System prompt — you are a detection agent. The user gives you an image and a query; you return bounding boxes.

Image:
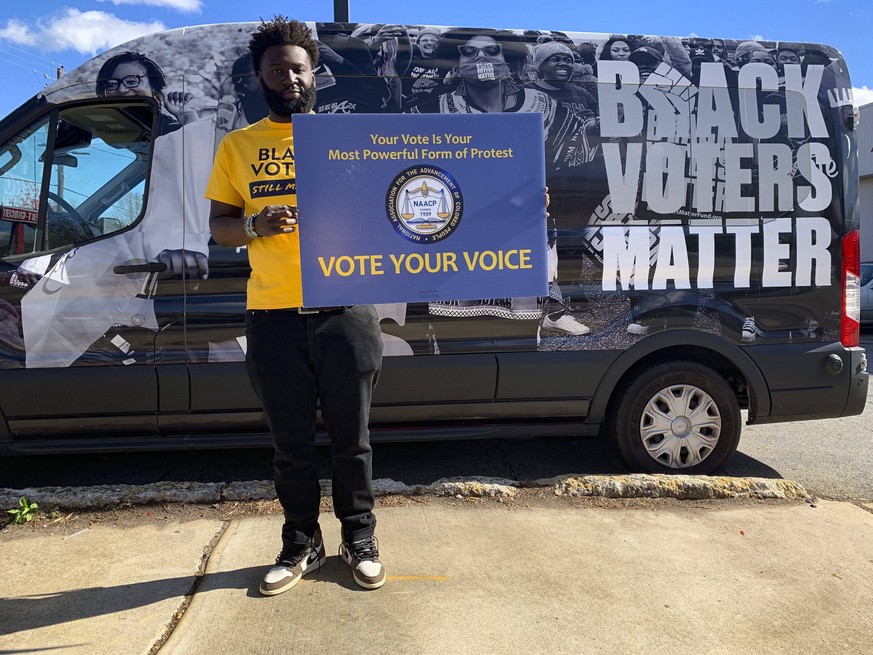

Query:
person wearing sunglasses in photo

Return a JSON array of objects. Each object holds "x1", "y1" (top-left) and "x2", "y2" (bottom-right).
[
  {"x1": 96, "y1": 51, "x2": 201, "y2": 136},
  {"x1": 15, "y1": 48, "x2": 242, "y2": 370},
  {"x1": 409, "y1": 29, "x2": 599, "y2": 338}
]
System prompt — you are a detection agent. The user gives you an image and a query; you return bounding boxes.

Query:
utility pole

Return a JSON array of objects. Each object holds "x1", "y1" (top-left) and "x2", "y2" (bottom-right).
[{"x1": 333, "y1": 0, "x2": 349, "y2": 22}]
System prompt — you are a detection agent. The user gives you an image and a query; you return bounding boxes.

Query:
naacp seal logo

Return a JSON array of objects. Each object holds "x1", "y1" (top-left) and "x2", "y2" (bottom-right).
[{"x1": 386, "y1": 166, "x2": 463, "y2": 244}]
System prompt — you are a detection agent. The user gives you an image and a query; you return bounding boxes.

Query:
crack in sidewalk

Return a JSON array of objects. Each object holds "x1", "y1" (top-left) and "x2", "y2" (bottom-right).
[{"x1": 149, "y1": 520, "x2": 231, "y2": 655}]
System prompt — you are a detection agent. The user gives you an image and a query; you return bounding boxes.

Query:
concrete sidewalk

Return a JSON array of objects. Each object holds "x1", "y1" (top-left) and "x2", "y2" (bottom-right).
[{"x1": 2, "y1": 497, "x2": 872, "y2": 654}]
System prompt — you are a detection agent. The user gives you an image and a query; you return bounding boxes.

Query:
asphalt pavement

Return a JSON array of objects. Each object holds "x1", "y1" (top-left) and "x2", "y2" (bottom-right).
[{"x1": 2, "y1": 487, "x2": 872, "y2": 654}]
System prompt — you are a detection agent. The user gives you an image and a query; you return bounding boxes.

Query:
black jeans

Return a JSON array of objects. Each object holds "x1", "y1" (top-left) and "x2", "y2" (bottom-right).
[{"x1": 245, "y1": 305, "x2": 383, "y2": 552}]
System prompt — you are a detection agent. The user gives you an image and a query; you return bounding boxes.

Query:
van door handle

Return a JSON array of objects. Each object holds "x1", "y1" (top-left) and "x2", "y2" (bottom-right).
[
  {"x1": 113, "y1": 263, "x2": 168, "y2": 274},
  {"x1": 113, "y1": 262, "x2": 168, "y2": 299}
]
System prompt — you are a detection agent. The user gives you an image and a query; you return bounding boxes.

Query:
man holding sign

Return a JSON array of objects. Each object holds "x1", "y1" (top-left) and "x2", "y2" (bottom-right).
[{"x1": 205, "y1": 16, "x2": 385, "y2": 594}]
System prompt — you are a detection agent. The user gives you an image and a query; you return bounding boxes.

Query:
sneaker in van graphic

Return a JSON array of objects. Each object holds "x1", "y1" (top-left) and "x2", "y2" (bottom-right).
[
  {"x1": 541, "y1": 311, "x2": 590, "y2": 336},
  {"x1": 742, "y1": 316, "x2": 759, "y2": 343}
]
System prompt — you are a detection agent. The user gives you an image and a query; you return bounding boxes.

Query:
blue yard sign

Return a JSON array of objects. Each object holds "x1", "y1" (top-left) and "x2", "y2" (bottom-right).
[{"x1": 293, "y1": 112, "x2": 547, "y2": 306}]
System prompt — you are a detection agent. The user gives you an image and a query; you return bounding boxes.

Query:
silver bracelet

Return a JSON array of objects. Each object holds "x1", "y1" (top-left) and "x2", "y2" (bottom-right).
[{"x1": 243, "y1": 213, "x2": 260, "y2": 239}]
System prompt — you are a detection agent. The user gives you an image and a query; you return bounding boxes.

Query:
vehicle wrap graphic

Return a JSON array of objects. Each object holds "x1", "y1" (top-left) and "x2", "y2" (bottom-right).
[{"x1": 0, "y1": 24, "x2": 858, "y2": 368}]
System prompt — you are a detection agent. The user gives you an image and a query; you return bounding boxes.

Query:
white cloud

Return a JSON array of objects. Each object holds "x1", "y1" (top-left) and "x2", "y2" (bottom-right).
[
  {"x1": 0, "y1": 19, "x2": 38, "y2": 45},
  {"x1": 0, "y1": 9, "x2": 166, "y2": 55},
  {"x1": 854, "y1": 86, "x2": 873, "y2": 108},
  {"x1": 98, "y1": 0, "x2": 203, "y2": 11}
]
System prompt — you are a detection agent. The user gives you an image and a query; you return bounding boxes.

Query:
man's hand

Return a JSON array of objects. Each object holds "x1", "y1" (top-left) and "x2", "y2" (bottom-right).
[
  {"x1": 545, "y1": 186, "x2": 551, "y2": 219},
  {"x1": 209, "y1": 200, "x2": 295, "y2": 248},
  {"x1": 252, "y1": 205, "x2": 298, "y2": 237}
]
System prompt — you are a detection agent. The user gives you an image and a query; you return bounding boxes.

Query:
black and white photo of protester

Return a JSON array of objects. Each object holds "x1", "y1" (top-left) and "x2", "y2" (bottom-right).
[
  {"x1": 216, "y1": 53, "x2": 270, "y2": 135},
  {"x1": 16, "y1": 41, "x2": 254, "y2": 368},
  {"x1": 345, "y1": 23, "x2": 454, "y2": 111},
  {"x1": 312, "y1": 24, "x2": 393, "y2": 114},
  {"x1": 401, "y1": 27, "x2": 456, "y2": 110},
  {"x1": 776, "y1": 42, "x2": 802, "y2": 69},
  {"x1": 570, "y1": 41, "x2": 599, "y2": 107},
  {"x1": 598, "y1": 35, "x2": 632, "y2": 63},
  {"x1": 96, "y1": 51, "x2": 200, "y2": 136},
  {"x1": 732, "y1": 40, "x2": 773, "y2": 69},
  {"x1": 416, "y1": 27, "x2": 441, "y2": 58},
  {"x1": 524, "y1": 41, "x2": 598, "y2": 115},
  {"x1": 349, "y1": 23, "x2": 416, "y2": 111},
  {"x1": 408, "y1": 29, "x2": 599, "y2": 336},
  {"x1": 634, "y1": 35, "x2": 692, "y2": 78}
]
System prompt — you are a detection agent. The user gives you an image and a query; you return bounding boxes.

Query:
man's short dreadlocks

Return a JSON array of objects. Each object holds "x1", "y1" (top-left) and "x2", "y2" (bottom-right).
[{"x1": 249, "y1": 15, "x2": 319, "y2": 74}]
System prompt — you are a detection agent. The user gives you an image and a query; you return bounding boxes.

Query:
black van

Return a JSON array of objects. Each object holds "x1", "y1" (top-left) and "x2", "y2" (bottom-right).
[{"x1": 0, "y1": 23, "x2": 866, "y2": 474}]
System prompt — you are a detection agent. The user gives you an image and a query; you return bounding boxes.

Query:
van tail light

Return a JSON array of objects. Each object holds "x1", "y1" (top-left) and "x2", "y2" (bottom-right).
[{"x1": 841, "y1": 230, "x2": 860, "y2": 347}]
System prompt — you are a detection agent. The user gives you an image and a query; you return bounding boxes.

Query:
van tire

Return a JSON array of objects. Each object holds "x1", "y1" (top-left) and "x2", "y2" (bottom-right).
[{"x1": 608, "y1": 361, "x2": 741, "y2": 475}]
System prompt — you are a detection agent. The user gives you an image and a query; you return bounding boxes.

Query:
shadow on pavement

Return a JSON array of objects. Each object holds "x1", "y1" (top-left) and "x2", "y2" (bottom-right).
[
  {"x1": 0, "y1": 432, "x2": 786, "y2": 491},
  {"x1": 0, "y1": 568, "x2": 258, "y2": 636},
  {"x1": 721, "y1": 450, "x2": 783, "y2": 479},
  {"x1": 0, "y1": 558, "x2": 375, "y2": 636}
]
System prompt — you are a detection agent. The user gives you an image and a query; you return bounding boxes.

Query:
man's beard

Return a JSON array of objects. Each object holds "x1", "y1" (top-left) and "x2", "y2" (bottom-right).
[{"x1": 260, "y1": 81, "x2": 317, "y2": 116}]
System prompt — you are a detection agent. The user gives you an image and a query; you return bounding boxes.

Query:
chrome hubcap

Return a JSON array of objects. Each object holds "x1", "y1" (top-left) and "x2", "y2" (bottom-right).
[{"x1": 639, "y1": 384, "x2": 721, "y2": 469}]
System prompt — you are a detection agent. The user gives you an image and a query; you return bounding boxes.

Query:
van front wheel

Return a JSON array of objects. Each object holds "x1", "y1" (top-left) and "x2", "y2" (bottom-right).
[{"x1": 609, "y1": 361, "x2": 741, "y2": 475}]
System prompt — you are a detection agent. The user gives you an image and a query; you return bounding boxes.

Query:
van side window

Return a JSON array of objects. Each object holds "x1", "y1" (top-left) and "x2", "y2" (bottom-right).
[
  {"x1": 0, "y1": 103, "x2": 153, "y2": 258},
  {"x1": 45, "y1": 105, "x2": 153, "y2": 250},
  {"x1": 0, "y1": 118, "x2": 47, "y2": 257}
]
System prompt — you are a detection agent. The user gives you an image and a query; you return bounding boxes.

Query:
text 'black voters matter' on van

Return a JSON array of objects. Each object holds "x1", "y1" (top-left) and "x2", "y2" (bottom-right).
[{"x1": 0, "y1": 24, "x2": 866, "y2": 475}]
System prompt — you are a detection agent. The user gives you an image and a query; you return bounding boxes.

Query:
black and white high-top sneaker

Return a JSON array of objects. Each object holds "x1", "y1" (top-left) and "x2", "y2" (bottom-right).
[
  {"x1": 339, "y1": 535, "x2": 386, "y2": 589},
  {"x1": 259, "y1": 529, "x2": 326, "y2": 596}
]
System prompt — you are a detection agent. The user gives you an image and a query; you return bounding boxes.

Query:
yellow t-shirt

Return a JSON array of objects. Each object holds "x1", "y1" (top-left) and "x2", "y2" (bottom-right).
[{"x1": 205, "y1": 117, "x2": 302, "y2": 309}]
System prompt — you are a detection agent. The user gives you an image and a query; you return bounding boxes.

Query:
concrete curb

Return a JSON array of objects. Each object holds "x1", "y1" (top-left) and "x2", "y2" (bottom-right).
[
  {"x1": 0, "y1": 474, "x2": 809, "y2": 510},
  {"x1": 544, "y1": 474, "x2": 810, "y2": 500}
]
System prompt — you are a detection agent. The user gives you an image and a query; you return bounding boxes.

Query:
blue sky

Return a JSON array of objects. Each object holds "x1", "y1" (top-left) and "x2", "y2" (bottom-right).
[{"x1": 2, "y1": 0, "x2": 872, "y2": 118}]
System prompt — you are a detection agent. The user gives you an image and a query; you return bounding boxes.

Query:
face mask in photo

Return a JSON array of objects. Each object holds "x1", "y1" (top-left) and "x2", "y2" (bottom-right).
[{"x1": 458, "y1": 58, "x2": 510, "y2": 82}]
